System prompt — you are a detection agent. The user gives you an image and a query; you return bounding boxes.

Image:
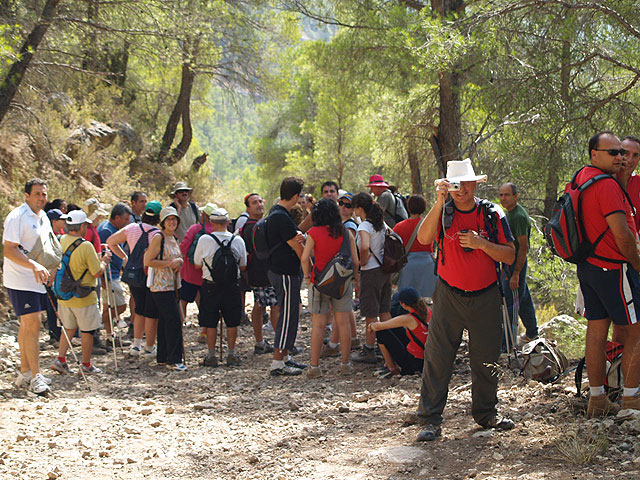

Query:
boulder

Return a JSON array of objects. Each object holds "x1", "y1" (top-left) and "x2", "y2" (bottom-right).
[{"x1": 538, "y1": 315, "x2": 586, "y2": 358}]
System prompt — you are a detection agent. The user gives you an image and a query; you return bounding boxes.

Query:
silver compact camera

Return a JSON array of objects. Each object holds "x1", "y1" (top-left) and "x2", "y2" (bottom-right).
[{"x1": 434, "y1": 179, "x2": 460, "y2": 191}]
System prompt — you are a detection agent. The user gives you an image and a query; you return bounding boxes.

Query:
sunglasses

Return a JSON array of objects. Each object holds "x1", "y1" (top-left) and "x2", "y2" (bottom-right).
[
  {"x1": 594, "y1": 148, "x2": 627, "y2": 157},
  {"x1": 338, "y1": 201, "x2": 352, "y2": 208}
]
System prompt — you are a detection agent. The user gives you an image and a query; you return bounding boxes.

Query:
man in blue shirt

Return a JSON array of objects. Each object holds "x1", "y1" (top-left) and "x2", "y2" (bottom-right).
[{"x1": 97, "y1": 203, "x2": 131, "y2": 343}]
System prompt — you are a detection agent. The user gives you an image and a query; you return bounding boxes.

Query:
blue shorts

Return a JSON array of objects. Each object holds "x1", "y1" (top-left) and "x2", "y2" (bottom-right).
[
  {"x1": 7, "y1": 288, "x2": 48, "y2": 317},
  {"x1": 179, "y1": 279, "x2": 200, "y2": 303},
  {"x1": 577, "y1": 262, "x2": 640, "y2": 326}
]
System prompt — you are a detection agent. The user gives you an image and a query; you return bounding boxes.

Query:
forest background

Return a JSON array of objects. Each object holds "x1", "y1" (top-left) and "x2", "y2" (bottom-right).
[{"x1": 2, "y1": 0, "x2": 640, "y2": 324}]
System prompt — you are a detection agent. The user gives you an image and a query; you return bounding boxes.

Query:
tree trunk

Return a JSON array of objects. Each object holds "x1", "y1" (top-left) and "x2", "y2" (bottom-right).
[
  {"x1": 407, "y1": 136, "x2": 423, "y2": 194},
  {"x1": 169, "y1": 65, "x2": 195, "y2": 164},
  {"x1": 0, "y1": 0, "x2": 62, "y2": 126}
]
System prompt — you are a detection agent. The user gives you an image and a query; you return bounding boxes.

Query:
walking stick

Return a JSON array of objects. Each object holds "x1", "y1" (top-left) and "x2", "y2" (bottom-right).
[
  {"x1": 46, "y1": 291, "x2": 91, "y2": 389},
  {"x1": 175, "y1": 273, "x2": 186, "y2": 365},
  {"x1": 106, "y1": 266, "x2": 125, "y2": 350},
  {"x1": 103, "y1": 268, "x2": 118, "y2": 372}
]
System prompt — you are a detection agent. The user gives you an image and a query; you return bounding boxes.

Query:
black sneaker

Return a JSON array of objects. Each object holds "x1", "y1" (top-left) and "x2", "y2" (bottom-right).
[
  {"x1": 285, "y1": 359, "x2": 307, "y2": 370},
  {"x1": 254, "y1": 340, "x2": 274, "y2": 355},
  {"x1": 416, "y1": 423, "x2": 441, "y2": 442},
  {"x1": 270, "y1": 365, "x2": 303, "y2": 376},
  {"x1": 481, "y1": 416, "x2": 515, "y2": 431},
  {"x1": 351, "y1": 346, "x2": 376, "y2": 364}
]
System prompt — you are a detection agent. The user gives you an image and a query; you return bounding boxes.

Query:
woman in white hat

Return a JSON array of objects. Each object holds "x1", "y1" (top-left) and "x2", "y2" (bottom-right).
[{"x1": 144, "y1": 207, "x2": 186, "y2": 371}]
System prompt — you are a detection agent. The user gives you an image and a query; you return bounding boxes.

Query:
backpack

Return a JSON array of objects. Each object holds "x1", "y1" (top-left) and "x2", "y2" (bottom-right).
[
  {"x1": 25, "y1": 216, "x2": 63, "y2": 270},
  {"x1": 575, "y1": 341, "x2": 624, "y2": 399},
  {"x1": 544, "y1": 167, "x2": 634, "y2": 264},
  {"x1": 313, "y1": 231, "x2": 354, "y2": 299},
  {"x1": 252, "y1": 210, "x2": 288, "y2": 261},
  {"x1": 392, "y1": 192, "x2": 409, "y2": 224},
  {"x1": 187, "y1": 223, "x2": 207, "y2": 265},
  {"x1": 521, "y1": 338, "x2": 568, "y2": 383},
  {"x1": 53, "y1": 238, "x2": 95, "y2": 300},
  {"x1": 371, "y1": 226, "x2": 407, "y2": 274},
  {"x1": 121, "y1": 224, "x2": 158, "y2": 288},
  {"x1": 228, "y1": 212, "x2": 249, "y2": 233},
  {"x1": 203, "y1": 234, "x2": 239, "y2": 285}
]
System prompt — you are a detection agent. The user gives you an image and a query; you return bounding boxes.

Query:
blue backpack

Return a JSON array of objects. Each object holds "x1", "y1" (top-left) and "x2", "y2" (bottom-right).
[{"x1": 53, "y1": 238, "x2": 95, "y2": 300}]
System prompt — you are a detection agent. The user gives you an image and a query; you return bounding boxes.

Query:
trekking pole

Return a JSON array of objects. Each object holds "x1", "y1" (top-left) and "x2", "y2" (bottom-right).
[
  {"x1": 511, "y1": 288, "x2": 520, "y2": 350},
  {"x1": 106, "y1": 266, "x2": 125, "y2": 352},
  {"x1": 103, "y1": 268, "x2": 118, "y2": 372},
  {"x1": 219, "y1": 317, "x2": 224, "y2": 363},
  {"x1": 46, "y1": 291, "x2": 91, "y2": 389},
  {"x1": 501, "y1": 296, "x2": 521, "y2": 370},
  {"x1": 175, "y1": 273, "x2": 187, "y2": 365}
]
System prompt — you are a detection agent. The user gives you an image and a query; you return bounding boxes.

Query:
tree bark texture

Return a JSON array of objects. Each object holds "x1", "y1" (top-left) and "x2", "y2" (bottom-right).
[
  {"x1": 0, "y1": 0, "x2": 62, "y2": 126},
  {"x1": 407, "y1": 136, "x2": 423, "y2": 194}
]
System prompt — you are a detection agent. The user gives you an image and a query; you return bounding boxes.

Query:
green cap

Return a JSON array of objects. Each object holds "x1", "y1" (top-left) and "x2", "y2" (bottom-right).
[{"x1": 145, "y1": 200, "x2": 162, "y2": 216}]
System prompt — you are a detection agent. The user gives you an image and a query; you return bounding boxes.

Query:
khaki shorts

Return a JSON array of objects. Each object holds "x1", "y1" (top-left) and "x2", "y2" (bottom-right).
[
  {"x1": 58, "y1": 303, "x2": 102, "y2": 332},
  {"x1": 309, "y1": 283, "x2": 353, "y2": 315},
  {"x1": 102, "y1": 277, "x2": 127, "y2": 307}
]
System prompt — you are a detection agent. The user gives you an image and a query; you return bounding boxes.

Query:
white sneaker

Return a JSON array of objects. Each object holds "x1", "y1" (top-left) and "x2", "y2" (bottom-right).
[
  {"x1": 15, "y1": 371, "x2": 51, "y2": 387},
  {"x1": 30, "y1": 373, "x2": 50, "y2": 394},
  {"x1": 117, "y1": 319, "x2": 128, "y2": 328},
  {"x1": 143, "y1": 346, "x2": 157, "y2": 360},
  {"x1": 80, "y1": 364, "x2": 102, "y2": 375},
  {"x1": 129, "y1": 345, "x2": 142, "y2": 356}
]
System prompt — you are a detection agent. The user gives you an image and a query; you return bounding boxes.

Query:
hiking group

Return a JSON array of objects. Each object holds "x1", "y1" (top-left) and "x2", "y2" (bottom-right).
[{"x1": 4, "y1": 131, "x2": 640, "y2": 443}]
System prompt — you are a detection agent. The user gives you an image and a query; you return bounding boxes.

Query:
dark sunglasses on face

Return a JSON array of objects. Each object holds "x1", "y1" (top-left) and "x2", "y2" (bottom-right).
[
  {"x1": 339, "y1": 201, "x2": 352, "y2": 208},
  {"x1": 594, "y1": 148, "x2": 627, "y2": 157}
]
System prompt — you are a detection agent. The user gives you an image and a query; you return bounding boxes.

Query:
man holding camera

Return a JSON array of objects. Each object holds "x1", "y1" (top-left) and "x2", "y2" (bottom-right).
[{"x1": 415, "y1": 159, "x2": 515, "y2": 441}]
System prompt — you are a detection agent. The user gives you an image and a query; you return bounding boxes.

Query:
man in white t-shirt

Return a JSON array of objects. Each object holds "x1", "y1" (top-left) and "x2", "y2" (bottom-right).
[
  {"x1": 194, "y1": 207, "x2": 247, "y2": 367},
  {"x1": 3, "y1": 179, "x2": 54, "y2": 394}
]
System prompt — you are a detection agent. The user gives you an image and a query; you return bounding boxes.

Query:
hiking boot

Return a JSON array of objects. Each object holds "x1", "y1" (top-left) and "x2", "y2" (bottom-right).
[
  {"x1": 351, "y1": 346, "x2": 377, "y2": 364},
  {"x1": 226, "y1": 353, "x2": 242, "y2": 367},
  {"x1": 202, "y1": 354, "x2": 218, "y2": 367},
  {"x1": 350, "y1": 337, "x2": 361, "y2": 350},
  {"x1": 340, "y1": 362, "x2": 354, "y2": 375},
  {"x1": 48, "y1": 337, "x2": 60, "y2": 348},
  {"x1": 622, "y1": 393, "x2": 640, "y2": 411},
  {"x1": 307, "y1": 366, "x2": 322, "y2": 379},
  {"x1": 30, "y1": 373, "x2": 50, "y2": 395},
  {"x1": 80, "y1": 364, "x2": 102, "y2": 375},
  {"x1": 481, "y1": 416, "x2": 515, "y2": 430},
  {"x1": 285, "y1": 359, "x2": 307, "y2": 370},
  {"x1": 517, "y1": 333, "x2": 538, "y2": 348},
  {"x1": 587, "y1": 394, "x2": 621, "y2": 418},
  {"x1": 167, "y1": 363, "x2": 187, "y2": 372},
  {"x1": 320, "y1": 343, "x2": 341, "y2": 358},
  {"x1": 92, "y1": 346, "x2": 107, "y2": 356},
  {"x1": 270, "y1": 365, "x2": 303, "y2": 377},
  {"x1": 129, "y1": 345, "x2": 142, "y2": 357},
  {"x1": 197, "y1": 332, "x2": 208, "y2": 344},
  {"x1": 416, "y1": 423, "x2": 441, "y2": 442},
  {"x1": 254, "y1": 340, "x2": 274, "y2": 355},
  {"x1": 51, "y1": 359, "x2": 72, "y2": 375}
]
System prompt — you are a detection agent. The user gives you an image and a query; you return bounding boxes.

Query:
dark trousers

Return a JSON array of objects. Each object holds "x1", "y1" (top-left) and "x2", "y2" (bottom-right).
[
  {"x1": 151, "y1": 291, "x2": 184, "y2": 364},
  {"x1": 267, "y1": 271, "x2": 301, "y2": 351},
  {"x1": 501, "y1": 261, "x2": 538, "y2": 349},
  {"x1": 376, "y1": 327, "x2": 423, "y2": 375},
  {"x1": 417, "y1": 279, "x2": 502, "y2": 426}
]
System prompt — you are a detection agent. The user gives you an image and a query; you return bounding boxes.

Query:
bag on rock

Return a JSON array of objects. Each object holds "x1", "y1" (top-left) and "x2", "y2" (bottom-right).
[{"x1": 522, "y1": 338, "x2": 568, "y2": 383}]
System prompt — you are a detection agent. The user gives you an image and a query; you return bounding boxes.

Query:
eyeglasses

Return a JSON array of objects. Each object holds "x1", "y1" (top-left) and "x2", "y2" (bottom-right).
[
  {"x1": 338, "y1": 201, "x2": 352, "y2": 208},
  {"x1": 176, "y1": 190, "x2": 190, "y2": 195},
  {"x1": 594, "y1": 148, "x2": 627, "y2": 157}
]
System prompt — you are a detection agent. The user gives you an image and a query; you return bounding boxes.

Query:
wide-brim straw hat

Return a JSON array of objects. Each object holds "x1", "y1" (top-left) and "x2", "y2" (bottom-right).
[
  {"x1": 435, "y1": 158, "x2": 487, "y2": 184},
  {"x1": 170, "y1": 182, "x2": 193, "y2": 195}
]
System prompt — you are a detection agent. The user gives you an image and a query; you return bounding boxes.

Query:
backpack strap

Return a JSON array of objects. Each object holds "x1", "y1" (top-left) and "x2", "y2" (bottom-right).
[
  {"x1": 406, "y1": 313, "x2": 425, "y2": 351},
  {"x1": 405, "y1": 216, "x2": 426, "y2": 253},
  {"x1": 64, "y1": 238, "x2": 90, "y2": 284},
  {"x1": 190, "y1": 202, "x2": 199, "y2": 221}
]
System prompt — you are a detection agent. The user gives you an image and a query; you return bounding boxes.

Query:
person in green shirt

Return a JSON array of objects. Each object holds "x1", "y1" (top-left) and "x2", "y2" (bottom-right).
[{"x1": 499, "y1": 183, "x2": 539, "y2": 349}]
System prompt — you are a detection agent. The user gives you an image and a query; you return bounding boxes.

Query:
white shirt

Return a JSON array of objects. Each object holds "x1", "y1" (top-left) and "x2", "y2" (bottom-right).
[
  {"x1": 357, "y1": 220, "x2": 385, "y2": 270},
  {"x1": 2, "y1": 203, "x2": 52, "y2": 293},
  {"x1": 194, "y1": 231, "x2": 247, "y2": 282}
]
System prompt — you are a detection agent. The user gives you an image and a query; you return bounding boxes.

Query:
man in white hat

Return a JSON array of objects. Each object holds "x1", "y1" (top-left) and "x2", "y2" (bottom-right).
[
  {"x1": 51, "y1": 210, "x2": 112, "y2": 376},
  {"x1": 168, "y1": 181, "x2": 199, "y2": 242},
  {"x1": 415, "y1": 158, "x2": 516, "y2": 441}
]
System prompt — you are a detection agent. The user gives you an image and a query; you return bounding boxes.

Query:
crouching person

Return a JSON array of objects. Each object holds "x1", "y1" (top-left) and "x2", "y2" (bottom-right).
[
  {"x1": 52, "y1": 210, "x2": 112, "y2": 375},
  {"x1": 194, "y1": 207, "x2": 247, "y2": 367}
]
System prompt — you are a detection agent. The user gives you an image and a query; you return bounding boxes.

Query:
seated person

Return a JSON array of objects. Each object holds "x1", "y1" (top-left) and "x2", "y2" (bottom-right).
[{"x1": 369, "y1": 287, "x2": 430, "y2": 378}]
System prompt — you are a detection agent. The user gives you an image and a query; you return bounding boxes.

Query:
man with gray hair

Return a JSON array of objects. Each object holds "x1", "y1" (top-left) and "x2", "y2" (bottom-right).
[{"x1": 194, "y1": 207, "x2": 247, "y2": 367}]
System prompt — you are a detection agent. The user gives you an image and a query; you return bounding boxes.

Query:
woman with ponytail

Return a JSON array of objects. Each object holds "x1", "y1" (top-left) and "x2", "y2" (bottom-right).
[{"x1": 369, "y1": 287, "x2": 430, "y2": 378}]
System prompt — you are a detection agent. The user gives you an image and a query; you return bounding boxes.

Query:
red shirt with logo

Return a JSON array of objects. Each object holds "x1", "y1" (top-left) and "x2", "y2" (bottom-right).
[
  {"x1": 308, "y1": 226, "x2": 344, "y2": 284},
  {"x1": 627, "y1": 174, "x2": 640, "y2": 232},
  {"x1": 576, "y1": 165, "x2": 636, "y2": 270},
  {"x1": 437, "y1": 199, "x2": 514, "y2": 291}
]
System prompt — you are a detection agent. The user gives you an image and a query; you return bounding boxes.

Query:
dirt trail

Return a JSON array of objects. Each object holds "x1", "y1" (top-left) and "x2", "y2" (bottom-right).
[{"x1": 0, "y1": 295, "x2": 638, "y2": 480}]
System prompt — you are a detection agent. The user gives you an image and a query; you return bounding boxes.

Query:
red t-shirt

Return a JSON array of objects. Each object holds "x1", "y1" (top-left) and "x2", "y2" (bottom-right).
[
  {"x1": 393, "y1": 217, "x2": 433, "y2": 252},
  {"x1": 437, "y1": 199, "x2": 513, "y2": 291},
  {"x1": 627, "y1": 174, "x2": 640, "y2": 232},
  {"x1": 84, "y1": 223, "x2": 102, "y2": 253},
  {"x1": 308, "y1": 226, "x2": 344, "y2": 284},
  {"x1": 406, "y1": 311, "x2": 429, "y2": 359},
  {"x1": 576, "y1": 165, "x2": 636, "y2": 269}
]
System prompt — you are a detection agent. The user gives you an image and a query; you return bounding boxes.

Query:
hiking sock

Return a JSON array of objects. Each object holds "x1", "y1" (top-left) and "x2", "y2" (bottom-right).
[
  {"x1": 57, "y1": 356, "x2": 66, "y2": 363},
  {"x1": 328, "y1": 341, "x2": 339, "y2": 349},
  {"x1": 271, "y1": 359, "x2": 285, "y2": 370},
  {"x1": 82, "y1": 362, "x2": 91, "y2": 368},
  {"x1": 590, "y1": 385, "x2": 605, "y2": 397},
  {"x1": 286, "y1": 354, "x2": 292, "y2": 362},
  {"x1": 623, "y1": 387, "x2": 639, "y2": 397}
]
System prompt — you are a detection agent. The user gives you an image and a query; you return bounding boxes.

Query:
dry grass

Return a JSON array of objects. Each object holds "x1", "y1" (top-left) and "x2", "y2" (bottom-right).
[{"x1": 555, "y1": 424, "x2": 609, "y2": 465}]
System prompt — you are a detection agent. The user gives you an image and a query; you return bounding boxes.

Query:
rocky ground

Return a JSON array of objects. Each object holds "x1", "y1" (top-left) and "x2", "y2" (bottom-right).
[{"x1": 1, "y1": 292, "x2": 639, "y2": 480}]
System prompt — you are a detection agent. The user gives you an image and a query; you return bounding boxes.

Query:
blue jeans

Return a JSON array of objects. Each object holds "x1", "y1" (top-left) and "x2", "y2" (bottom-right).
[{"x1": 501, "y1": 261, "x2": 538, "y2": 350}]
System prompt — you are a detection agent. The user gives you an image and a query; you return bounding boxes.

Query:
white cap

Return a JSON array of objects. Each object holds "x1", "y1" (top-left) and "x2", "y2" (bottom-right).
[{"x1": 61, "y1": 210, "x2": 92, "y2": 225}]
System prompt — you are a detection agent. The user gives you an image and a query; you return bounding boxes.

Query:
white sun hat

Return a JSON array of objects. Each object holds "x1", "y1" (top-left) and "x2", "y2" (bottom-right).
[{"x1": 435, "y1": 158, "x2": 487, "y2": 184}]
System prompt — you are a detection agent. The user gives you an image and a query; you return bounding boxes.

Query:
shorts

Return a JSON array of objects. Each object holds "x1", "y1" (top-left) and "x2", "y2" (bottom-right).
[
  {"x1": 129, "y1": 285, "x2": 159, "y2": 319},
  {"x1": 252, "y1": 286, "x2": 278, "y2": 308},
  {"x1": 6, "y1": 288, "x2": 48, "y2": 317},
  {"x1": 360, "y1": 267, "x2": 392, "y2": 317},
  {"x1": 199, "y1": 281, "x2": 242, "y2": 329},
  {"x1": 578, "y1": 262, "x2": 640, "y2": 326},
  {"x1": 58, "y1": 303, "x2": 101, "y2": 332},
  {"x1": 102, "y1": 277, "x2": 127, "y2": 307},
  {"x1": 179, "y1": 279, "x2": 200, "y2": 303},
  {"x1": 309, "y1": 283, "x2": 353, "y2": 315}
]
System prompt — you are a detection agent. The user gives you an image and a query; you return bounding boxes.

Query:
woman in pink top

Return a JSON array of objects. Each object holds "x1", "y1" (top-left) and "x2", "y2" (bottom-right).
[
  {"x1": 107, "y1": 201, "x2": 161, "y2": 357},
  {"x1": 301, "y1": 198, "x2": 359, "y2": 379}
]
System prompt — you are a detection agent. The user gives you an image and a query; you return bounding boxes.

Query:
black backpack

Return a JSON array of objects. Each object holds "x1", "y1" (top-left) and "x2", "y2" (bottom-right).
[
  {"x1": 121, "y1": 224, "x2": 158, "y2": 288},
  {"x1": 203, "y1": 234, "x2": 239, "y2": 285},
  {"x1": 251, "y1": 210, "x2": 287, "y2": 261},
  {"x1": 228, "y1": 212, "x2": 249, "y2": 233},
  {"x1": 370, "y1": 225, "x2": 407, "y2": 274},
  {"x1": 313, "y1": 232, "x2": 354, "y2": 299}
]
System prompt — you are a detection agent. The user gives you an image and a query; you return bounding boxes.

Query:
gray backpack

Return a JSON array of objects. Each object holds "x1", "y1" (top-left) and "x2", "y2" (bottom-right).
[
  {"x1": 522, "y1": 338, "x2": 568, "y2": 383},
  {"x1": 313, "y1": 232, "x2": 353, "y2": 299}
]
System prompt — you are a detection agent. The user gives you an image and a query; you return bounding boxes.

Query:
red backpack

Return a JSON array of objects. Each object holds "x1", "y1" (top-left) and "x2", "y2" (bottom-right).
[{"x1": 544, "y1": 167, "x2": 633, "y2": 264}]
